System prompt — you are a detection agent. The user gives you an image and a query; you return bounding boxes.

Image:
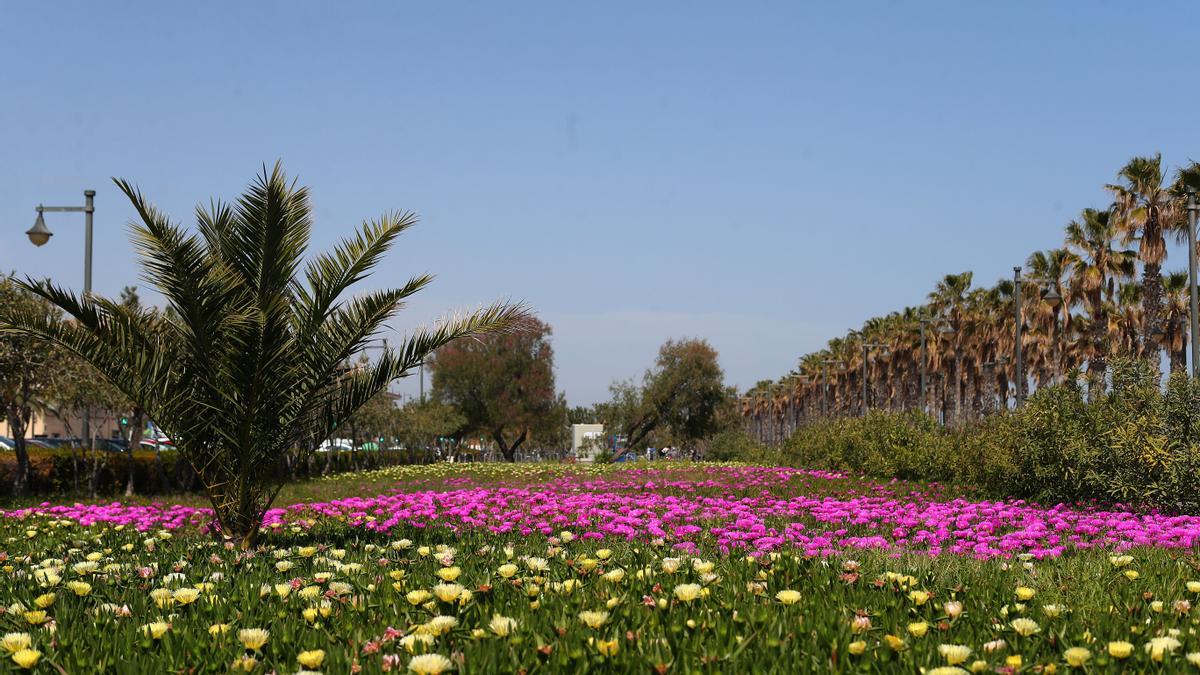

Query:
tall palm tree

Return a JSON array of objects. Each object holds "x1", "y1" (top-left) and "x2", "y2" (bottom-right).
[
  {"x1": 1162, "y1": 271, "x2": 1191, "y2": 372},
  {"x1": 1025, "y1": 248, "x2": 1071, "y2": 385},
  {"x1": 928, "y1": 272, "x2": 973, "y2": 425},
  {"x1": 1064, "y1": 207, "x2": 1135, "y2": 397},
  {"x1": 0, "y1": 164, "x2": 524, "y2": 547},
  {"x1": 1108, "y1": 154, "x2": 1179, "y2": 355}
]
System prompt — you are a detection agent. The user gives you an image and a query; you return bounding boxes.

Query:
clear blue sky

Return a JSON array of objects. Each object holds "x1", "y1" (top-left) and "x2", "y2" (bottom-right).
[{"x1": 3, "y1": 2, "x2": 1200, "y2": 405}]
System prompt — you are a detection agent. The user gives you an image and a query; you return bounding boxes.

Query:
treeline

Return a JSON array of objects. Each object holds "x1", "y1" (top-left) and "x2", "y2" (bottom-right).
[{"x1": 743, "y1": 153, "x2": 1200, "y2": 437}]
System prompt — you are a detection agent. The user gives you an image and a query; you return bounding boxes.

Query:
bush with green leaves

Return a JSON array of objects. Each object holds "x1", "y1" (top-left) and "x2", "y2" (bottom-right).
[{"x1": 762, "y1": 358, "x2": 1200, "y2": 512}]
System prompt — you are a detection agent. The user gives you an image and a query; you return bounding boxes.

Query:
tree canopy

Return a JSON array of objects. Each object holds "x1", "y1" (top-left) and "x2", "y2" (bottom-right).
[{"x1": 428, "y1": 317, "x2": 563, "y2": 461}]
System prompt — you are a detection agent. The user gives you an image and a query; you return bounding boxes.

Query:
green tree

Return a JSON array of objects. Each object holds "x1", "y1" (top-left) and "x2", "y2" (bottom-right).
[
  {"x1": 607, "y1": 338, "x2": 731, "y2": 455},
  {"x1": 0, "y1": 163, "x2": 524, "y2": 546},
  {"x1": 428, "y1": 317, "x2": 560, "y2": 461},
  {"x1": 0, "y1": 275, "x2": 65, "y2": 496},
  {"x1": 394, "y1": 399, "x2": 466, "y2": 462}
]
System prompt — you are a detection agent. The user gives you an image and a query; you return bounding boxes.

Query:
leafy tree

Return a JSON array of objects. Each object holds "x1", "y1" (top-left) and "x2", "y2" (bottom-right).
[
  {"x1": 0, "y1": 275, "x2": 65, "y2": 496},
  {"x1": 0, "y1": 163, "x2": 524, "y2": 546},
  {"x1": 429, "y1": 317, "x2": 560, "y2": 461},
  {"x1": 605, "y1": 338, "x2": 731, "y2": 455},
  {"x1": 394, "y1": 399, "x2": 466, "y2": 462}
]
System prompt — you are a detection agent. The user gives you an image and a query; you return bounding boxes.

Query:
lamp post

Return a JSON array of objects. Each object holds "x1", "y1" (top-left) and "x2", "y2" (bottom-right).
[
  {"x1": 860, "y1": 342, "x2": 889, "y2": 415},
  {"x1": 1187, "y1": 190, "x2": 1200, "y2": 378},
  {"x1": 1013, "y1": 267, "x2": 1063, "y2": 404},
  {"x1": 919, "y1": 316, "x2": 955, "y2": 415},
  {"x1": 821, "y1": 359, "x2": 843, "y2": 417},
  {"x1": 27, "y1": 190, "x2": 96, "y2": 449}
]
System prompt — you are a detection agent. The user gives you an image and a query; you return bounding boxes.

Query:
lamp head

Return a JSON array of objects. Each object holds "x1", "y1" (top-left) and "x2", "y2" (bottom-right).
[
  {"x1": 26, "y1": 209, "x2": 52, "y2": 247},
  {"x1": 1042, "y1": 286, "x2": 1062, "y2": 308}
]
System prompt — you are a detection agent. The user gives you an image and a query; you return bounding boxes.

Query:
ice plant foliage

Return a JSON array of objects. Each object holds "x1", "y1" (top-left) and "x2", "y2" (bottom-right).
[
  {"x1": 0, "y1": 463, "x2": 1199, "y2": 671},
  {"x1": 10, "y1": 465, "x2": 1200, "y2": 559}
]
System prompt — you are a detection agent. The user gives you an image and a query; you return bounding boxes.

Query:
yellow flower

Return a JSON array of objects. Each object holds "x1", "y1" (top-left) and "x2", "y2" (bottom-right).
[
  {"x1": 406, "y1": 590, "x2": 432, "y2": 605},
  {"x1": 11, "y1": 649, "x2": 40, "y2": 670},
  {"x1": 926, "y1": 668, "x2": 970, "y2": 675},
  {"x1": 209, "y1": 623, "x2": 230, "y2": 636},
  {"x1": 433, "y1": 583, "x2": 465, "y2": 603},
  {"x1": 22, "y1": 611, "x2": 47, "y2": 626},
  {"x1": 1006, "y1": 655, "x2": 1023, "y2": 667},
  {"x1": 421, "y1": 616, "x2": 457, "y2": 637},
  {"x1": 1010, "y1": 618, "x2": 1040, "y2": 636},
  {"x1": 1124, "y1": 570, "x2": 1139, "y2": 581},
  {"x1": 939, "y1": 644, "x2": 971, "y2": 665},
  {"x1": 1042, "y1": 604, "x2": 1065, "y2": 618},
  {"x1": 850, "y1": 616, "x2": 872, "y2": 633},
  {"x1": 297, "y1": 546, "x2": 316, "y2": 557},
  {"x1": 66, "y1": 581, "x2": 91, "y2": 597},
  {"x1": 909, "y1": 590, "x2": 930, "y2": 605},
  {"x1": 943, "y1": 600, "x2": 963, "y2": 619},
  {"x1": 884, "y1": 634, "x2": 906, "y2": 651},
  {"x1": 559, "y1": 531, "x2": 575, "y2": 542},
  {"x1": 302, "y1": 607, "x2": 319, "y2": 623},
  {"x1": 1145, "y1": 636, "x2": 1182, "y2": 662},
  {"x1": 299, "y1": 585, "x2": 321, "y2": 600},
  {"x1": 399, "y1": 633, "x2": 434, "y2": 654},
  {"x1": 489, "y1": 615, "x2": 517, "y2": 637},
  {"x1": 0, "y1": 634, "x2": 31, "y2": 654},
  {"x1": 1188, "y1": 581, "x2": 1200, "y2": 593},
  {"x1": 907, "y1": 621, "x2": 929, "y2": 637},
  {"x1": 776, "y1": 590, "x2": 802, "y2": 605},
  {"x1": 33, "y1": 593, "x2": 55, "y2": 609},
  {"x1": 172, "y1": 588, "x2": 200, "y2": 605},
  {"x1": 274, "y1": 583, "x2": 292, "y2": 598},
  {"x1": 1110, "y1": 555, "x2": 1133, "y2": 567},
  {"x1": 848, "y1": 640, "x2": 867, "y2": 655},
  {"x1": 596, "y1": 549, "x2": 612, "y2": 560},
  {"x1": 1188, "y1": 653, "x2": 1200, "y2": 667},
  {"x1": 141, "y1": 622, "x2": 170, "y2": 639},
  {"x1": 660, "y1": 558, "x2": 682, "y2": 574},
  {"x1": 1063, "y1": 647, "x2": 1090, "y2": 667},
  {"x1": 436, "y1": 566, "x2": 461, "y2": 582},
  {"x1": 297, "y1": 649, "x2": 325, "y2": 668},
  {"x1": 232, "y1": 656, "x2": 258, "y2": 672},
  {"x1": 578, "y1": 610, "x2": 609, "y2": 629},
  {"x1": 497, "y1": 564, "x2": 518, "y2": 579},
  {"x1": 1015, "y1": 586, "x2": 1036, "y2": 601},
  {"x1": 1108, "y1": 641, "x2": 1133, "y2": 659},
  {"x1": 970, "y1": 661, "x2": 988, "y2": 673},
  {"x1": 603, "y1": 569, "x2": 625, "y2": 583},
  {"x1": 408, "y1": 653, "x2": 453, "y2": 675},
  {"x1": 595, "y1": 638, "x2": 619, "y2": 656},
  {"x1": 238, "y1": 628, "x2": 270, "y2": 651},
  {"x1": 673, "y1": 583, "x2": 702, "y2": 603}
]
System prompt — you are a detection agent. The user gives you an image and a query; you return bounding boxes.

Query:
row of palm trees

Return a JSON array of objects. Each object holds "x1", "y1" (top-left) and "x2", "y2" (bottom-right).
[{"x1": 743, "y1": 154, "x2": 1200, "y2": 443}]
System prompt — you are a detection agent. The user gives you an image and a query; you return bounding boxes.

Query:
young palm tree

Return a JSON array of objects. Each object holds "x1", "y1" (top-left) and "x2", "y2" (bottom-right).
[
  {"x1": 0, "y1": 164, "x2": 525, "y2": 547},
  {"x1": 1108, "y1": 154, "x2": 1180, "y2": 355}
]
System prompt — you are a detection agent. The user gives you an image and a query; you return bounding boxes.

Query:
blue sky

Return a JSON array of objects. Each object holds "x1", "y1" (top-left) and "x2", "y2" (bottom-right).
[{"x1": 3, "y1": 2, "x2": 1200, "y2": 405}]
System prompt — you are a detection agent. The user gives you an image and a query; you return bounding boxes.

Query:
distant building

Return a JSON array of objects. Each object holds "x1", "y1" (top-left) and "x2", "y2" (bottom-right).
[
  {"x1": 571, "y1": 423, "x2": 605, "y2": 461},
  {"x1": 0, "y1": 408, "x2": 123, "y2": 440}
]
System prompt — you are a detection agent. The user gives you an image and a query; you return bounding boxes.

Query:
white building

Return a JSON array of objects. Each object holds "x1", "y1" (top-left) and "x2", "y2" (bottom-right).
[{"x1": 571, "y1": 424, "x2": 605, "y2": 461}]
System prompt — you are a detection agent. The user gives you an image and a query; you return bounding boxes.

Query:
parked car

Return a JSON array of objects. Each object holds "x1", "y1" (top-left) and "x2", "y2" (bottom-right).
[
  {"x1": 25, "y1": 439, "x2": 55, "y2": 449},
  {"x1": 0, "y1": 436, "x2": 12, "y2": 451},
  {"x1": 317, "y1": 438, "x2": 354, "y2": 453}
]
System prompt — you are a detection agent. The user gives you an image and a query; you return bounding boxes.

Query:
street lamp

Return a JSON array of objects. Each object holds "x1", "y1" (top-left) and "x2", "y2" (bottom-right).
[
  {"x1": 919, "y1": 315, "x2": 955, "y2": 415},
  {"x1": 1187, "y1": 190, "x2": 1200, "y2": 379},
  {"x1": 26, "y1": 190, "x2": 96, "y2": 450},
  {"x1": 860, "y1": 342, "x2": 889, "y2": 414},
  {"x1": 820, "y1": 359, "x2": 842, "y2": 417},
  {"x1": 27, "y1": 190, "x2": 95, "y2": 296}
]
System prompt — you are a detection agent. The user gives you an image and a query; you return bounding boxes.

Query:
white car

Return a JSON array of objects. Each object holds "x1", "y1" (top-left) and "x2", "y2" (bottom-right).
[{"x1": 317, "y1": 438, "x2": 355, "y2": 453}]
